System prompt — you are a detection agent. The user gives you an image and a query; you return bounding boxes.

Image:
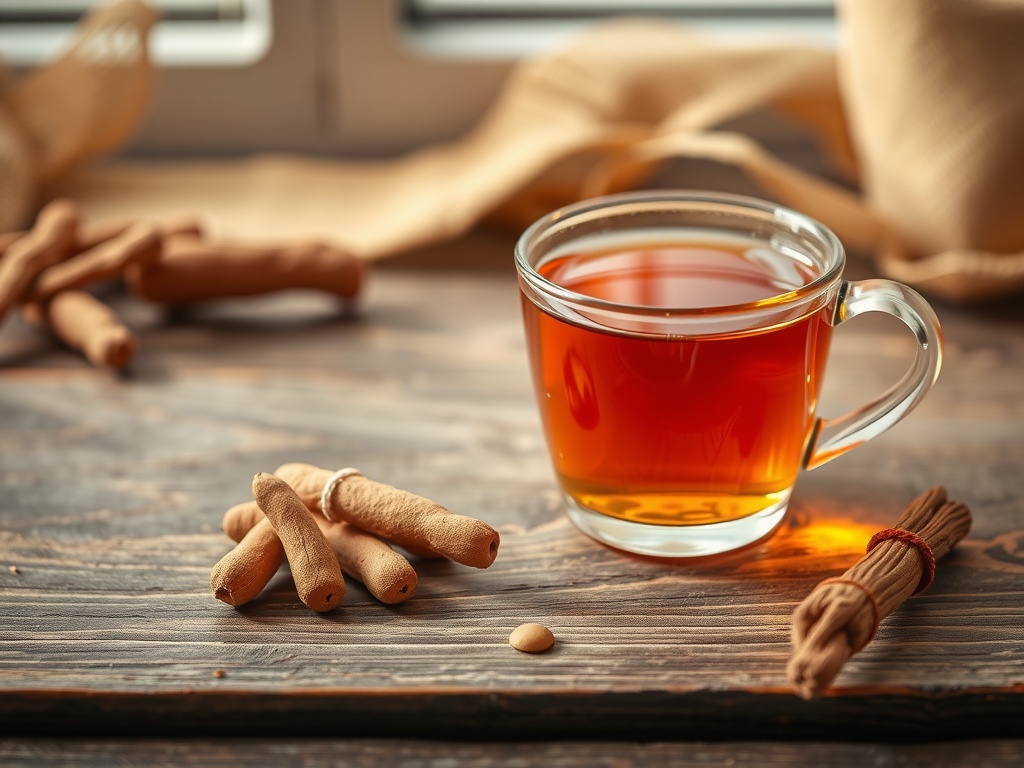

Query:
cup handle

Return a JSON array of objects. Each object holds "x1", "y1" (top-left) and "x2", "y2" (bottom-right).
[{"x1": 803, "y1": 279, "x2": 943, "y2": 470}]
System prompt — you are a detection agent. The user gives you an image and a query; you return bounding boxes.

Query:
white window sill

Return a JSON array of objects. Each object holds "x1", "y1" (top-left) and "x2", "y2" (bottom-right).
[
  {"x1": 0, "y1": 0, "x2": 272, "y2": 67},
  {"x1": 404, "y1": 16, "x2": 837, "y2": 60}
]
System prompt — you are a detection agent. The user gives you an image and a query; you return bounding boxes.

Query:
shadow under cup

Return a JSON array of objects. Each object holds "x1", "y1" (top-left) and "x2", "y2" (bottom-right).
[{"x1": 515, "y1": 191, "x2": 942, "y2": 558}]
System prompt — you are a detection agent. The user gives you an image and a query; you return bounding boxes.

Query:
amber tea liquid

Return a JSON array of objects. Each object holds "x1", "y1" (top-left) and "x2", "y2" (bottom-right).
[{"x1": 522, "y1": 236, "x2": 834, "y2": 527}]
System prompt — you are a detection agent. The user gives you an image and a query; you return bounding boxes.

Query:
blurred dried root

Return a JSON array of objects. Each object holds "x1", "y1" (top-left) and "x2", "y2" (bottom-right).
[{"x1": 0, "y1": 198, "x2": 364, "y2": 369}]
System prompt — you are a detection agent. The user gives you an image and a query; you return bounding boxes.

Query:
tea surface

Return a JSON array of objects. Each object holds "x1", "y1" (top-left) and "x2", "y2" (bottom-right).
[
  {"x1": 539, "y1": 240, "x2": 816, "y2": 308},
  {"x1": 524, "y1": 240, "x2": 832, "y2": 525}
]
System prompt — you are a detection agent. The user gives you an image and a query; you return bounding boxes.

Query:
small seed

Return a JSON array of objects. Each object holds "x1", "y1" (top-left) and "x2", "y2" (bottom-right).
[
  {"x1": 212, "y1": 669, "x2": 226, "y2": 679},
  {"x1": 509, "y1": 622, "x2": 555, "y2": 653},
  {"x1": 8, "y1": 565, "x2": 20, "y2": 575}
]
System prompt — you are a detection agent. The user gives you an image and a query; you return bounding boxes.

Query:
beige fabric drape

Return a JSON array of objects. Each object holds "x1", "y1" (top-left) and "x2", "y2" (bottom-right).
[
  {"x1": 838, "y1": 0, "x2": 1024, "y2": 301},
  {"x1": 2, "y1": 0, "x2": 1023, "y2": 303},
  {"x1": 0, "y1": 0, "x2": 157, "y2": 232}
]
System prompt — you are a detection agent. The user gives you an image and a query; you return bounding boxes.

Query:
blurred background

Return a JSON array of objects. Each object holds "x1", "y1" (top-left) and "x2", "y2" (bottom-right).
[{"x1": 0, "y1": 0, "x2": 837, "y2": 159}]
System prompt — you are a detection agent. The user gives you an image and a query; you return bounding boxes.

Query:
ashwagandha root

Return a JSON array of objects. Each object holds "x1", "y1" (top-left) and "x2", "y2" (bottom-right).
[
  {"x1": 223, "y1": 499, "x2": 418, "y2": 604},
  {"x1": 252, "y1": 472, "x2": 345, "y2": 612},
  {"x1": 4, "y1": 204, "x2": 368, "y2": 372},
  {"x1": 274, "y1": 462, "x2": 500, "y2": 569},
  {"x1": 3, "y1": 215, "x2": 201, "y2": 261},
  {"x1": 0, "y1": 198, "x2": 79, "y2": 324},
  {"x1": 25, "y1": 220, "x2": 162, "y2": 302},
  {"x1": 21, "y1": 290, "x2": 138, "y2": 368},
  {"x1": 0, "y1": 231, "x2": 24, "y2": 253},
  {"x1": 210, "y1": 517, "x2": 286, "y2": 607},
  {"x1": 311, "y1": 514, "x2": 418, "y2": 604},
  {"x1": 222, "y1": 500, "x2": 267, "y2": 544},
  {"x1": 74, "y1": 215, "x2": 204, "y2": 253},
  {"x1": 126, "y1": 238, "x2": 364, "y2": 305},
  {"x1": 787, "y1": 487, "x2": 972, "y2": 699}
]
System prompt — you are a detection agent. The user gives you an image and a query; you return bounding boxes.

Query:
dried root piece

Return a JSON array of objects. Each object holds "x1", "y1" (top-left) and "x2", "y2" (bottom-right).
[
  {"x1": 26, "y1": 220, "x2": 162, "y2": 302},
  {"x1": 210, "y1": 518, "x2": 286, "y2": 607},
  {"x1": 126, "y1": 238, "x2": 364, "y2": 305},
  {"x1": 311, "y1": 515, "x2": 418, "y2": 604},
  {"x1": 22, "y1": 290, "x2": 137, "y2": 368},
  {"x1": 0, "y1": 198, "x2": 79, "y2": 323},
  {"x1": 222, "y1": 500, "x2": 266, "y2": 544},
  {"x1": 223, "y1": 498, "x2": 418, "y2": 605},
  {"x1": 787, "y1": 487, "x2": 972, "y2": 699},
  {"x1": 252, "y1": 472, "x2": 345, "y2": 613},
  {"x1": 274, "y1": 462, "x2": 500, "y2": 569},
  {"x1": 74, "y1": 215, "x2": 203, "y2": 252},
  {"x1": 0, "y1": 230, "x2": 25, "y2": 253}
]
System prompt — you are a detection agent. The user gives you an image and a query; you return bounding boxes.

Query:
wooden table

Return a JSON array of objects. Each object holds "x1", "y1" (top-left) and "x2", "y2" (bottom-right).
[{"x1": 1, "y1": 251, "x2": 1022, "y2": 765}]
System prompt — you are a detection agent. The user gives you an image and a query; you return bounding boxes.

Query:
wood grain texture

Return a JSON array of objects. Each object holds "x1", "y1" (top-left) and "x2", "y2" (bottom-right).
[
  {"x1": 1, "y1": 267, "x2": 1022, "y2": 741},
  {"x1": 1, "y1": 739, "x2": 1023, "y2": 767}
]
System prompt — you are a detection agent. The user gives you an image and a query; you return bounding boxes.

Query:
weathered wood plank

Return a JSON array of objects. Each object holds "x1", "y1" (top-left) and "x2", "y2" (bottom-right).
[
  {"x1": 0, "y1": 268, "x2": 1022, "y2": 740},
  {"x1": 2, "y1": 738, "x2": 1022, "y2": 768}
]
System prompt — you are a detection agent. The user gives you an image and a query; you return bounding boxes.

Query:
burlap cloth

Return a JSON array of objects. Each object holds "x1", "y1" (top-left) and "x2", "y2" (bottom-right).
[{"x1": 2, "y1": 0, "x2": 1023, "y2": 303}]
